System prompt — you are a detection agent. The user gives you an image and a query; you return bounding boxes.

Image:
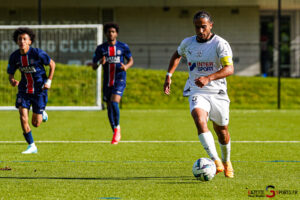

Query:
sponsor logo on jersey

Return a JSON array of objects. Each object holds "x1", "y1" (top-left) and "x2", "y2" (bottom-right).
[
  {"x1": 106, "y1": 56, "x2": 121, "y2": 64},
  {"x1": 20, "y1": 66, "x2": 37, "y2": 73},
  {"x1": 188, "y1": 62, "x2": 214, "y2": 72}
]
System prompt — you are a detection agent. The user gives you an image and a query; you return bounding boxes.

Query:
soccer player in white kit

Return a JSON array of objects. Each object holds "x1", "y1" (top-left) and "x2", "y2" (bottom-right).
[{"x1": 164, "y1": 11, "x2": 234, "y2": 178}]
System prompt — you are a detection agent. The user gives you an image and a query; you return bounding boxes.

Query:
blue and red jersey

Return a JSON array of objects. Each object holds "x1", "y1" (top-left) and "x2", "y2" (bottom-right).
[
  {"x1": 93, "y1": 41, "x2": 132, "y2": 87},
  {"x1": 7, "y1": 47, "x2": 50, "y2": 94}
]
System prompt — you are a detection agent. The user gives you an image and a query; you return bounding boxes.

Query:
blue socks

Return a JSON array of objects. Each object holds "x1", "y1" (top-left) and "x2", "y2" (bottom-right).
[
  {"x1": 107, "y1": 101, "x2": 120, "y2": 131},
  {"x1": 111, "y1": 101, "x2": 120, "y2": 128},
  {"x1": 107, "y1": 104, "x2": 115, "y2": 131},
  {"x1": 23, "y1": 130, "x2": 34, "y2": 145}
]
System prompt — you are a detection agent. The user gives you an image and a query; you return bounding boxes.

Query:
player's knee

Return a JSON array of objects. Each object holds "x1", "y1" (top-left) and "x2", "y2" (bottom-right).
[
  {"x1": 32, "y1": 120, "x2": 41, "y2": 127},
  {"x1": 20, "y1": 115, "x2": 28, "y2": 123}
]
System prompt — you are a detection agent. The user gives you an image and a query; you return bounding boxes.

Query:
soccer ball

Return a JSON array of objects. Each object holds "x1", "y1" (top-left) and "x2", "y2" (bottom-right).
[
  {"x1": 192, "y1": 158, "x2": 216, "y2": 181},
  {"x1": 42, "y1": 111, "x2": 48, "y2": 122}
]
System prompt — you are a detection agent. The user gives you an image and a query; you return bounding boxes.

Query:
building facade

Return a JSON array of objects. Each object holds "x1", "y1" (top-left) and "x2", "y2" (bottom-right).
[{"x1": 1, "y1": 0, "x2": 300, "y2": 77}]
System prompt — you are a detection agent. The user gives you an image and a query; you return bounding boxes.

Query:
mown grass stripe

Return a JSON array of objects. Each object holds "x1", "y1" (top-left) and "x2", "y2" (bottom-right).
[{"x1": 0, "y1": 140, "x2": 299, "y2": 143}]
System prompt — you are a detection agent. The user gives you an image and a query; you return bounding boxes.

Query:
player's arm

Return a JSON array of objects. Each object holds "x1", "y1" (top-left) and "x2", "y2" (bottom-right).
[
  {"x1": 8, "y1": 74, "x2": 19, "y2": 87},
  {"x1": 91, "y1": 56, "x2": 106, "y2": 70},
  {"x1": 195, "y1": 40, "x2": 234, "y2": 88},
  {"x1": 90, "y1": 46, "x2": 105, "y2": 70},
  {"x1": 43, "y1": 59, "x2": 56, "y2": 89},
  {"x1": 7, "y1": 57, "x2": 19, "y2": 87},
  {"x1": 120, "y1": 57, "x2": 133, "y2": 71},
  {"x1": 164, "y1": 50, "x2": 182, "y2": 95},
  {"x1": 194, "y1": 64, "x2": 234, "y2": 88}
]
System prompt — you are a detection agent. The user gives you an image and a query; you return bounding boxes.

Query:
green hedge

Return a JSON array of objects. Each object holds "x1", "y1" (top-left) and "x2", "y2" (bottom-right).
[
  {"x1": 1, "y1": 61, "x2": 300, "y2": 109},
  {"x1": 124, "y1": 69, "x2": 300, "y2": 109}
]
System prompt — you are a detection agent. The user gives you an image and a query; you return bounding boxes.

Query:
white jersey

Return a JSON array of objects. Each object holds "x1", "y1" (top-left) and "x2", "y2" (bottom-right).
[{"x1": 177, "y1": 34, "x2": 233, "y2": 95}]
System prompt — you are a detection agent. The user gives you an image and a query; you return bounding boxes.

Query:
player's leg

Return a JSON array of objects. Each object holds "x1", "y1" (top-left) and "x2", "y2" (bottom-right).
[
  {"x1": 32, "y1": 112, "x2": 43, "y2": 127},
  {"x1": 19, "y1": 107, "x2": 37, "y2": 154},
  {"x1": 16, "y1": 93, "x2": 37, "y2": 154},
  {"x1": 104, "y1": 86, "x2": 115, "y2": 131},
  {"x1": 31, "y1": 91, "x2": 47, "y2": 127},
  {"x1": 213, "y1": 123, "x2": 234, "y2": 178},
  {"x1": 111, "y1": 94, "x2": 121, "y2": 128},
  {"x1": 110, "y1": 94, "x2": 121, "y2": 144},
  {"x1": 210, "y1": 95, "x2": 233, "y2": 178},
  {"x1": 189, "y1": 94, "x2": 223, "y2": 173},
  {"x1": 110, "y1": 80, "x2": 126, "y2": 144},
  {"x1": 106, "y1": 101, "x2": 115, "y2": 131}
]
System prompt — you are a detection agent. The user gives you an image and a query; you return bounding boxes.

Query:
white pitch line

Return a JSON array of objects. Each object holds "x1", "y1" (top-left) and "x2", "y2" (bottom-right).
[{"x1": 0, "y1": 141, "x2": 299, "y2": 143}]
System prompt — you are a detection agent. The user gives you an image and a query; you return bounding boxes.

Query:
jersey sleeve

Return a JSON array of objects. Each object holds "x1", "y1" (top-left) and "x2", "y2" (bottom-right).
[
  {"x1": 7, "y1": 54, "x2": 17, "y2": 74},
  {"x1": 93, "y1": 45, "x2": 103, "y2": 64},
  {"x1": 177, "y1": 37, "x2": 190, "y2": 57},
  {"x1": 217, "y1": 40, "x2": 233, "y2": 66},
  {"x1": 123, "y1": 44, "x2": 132, "y2": 60},
  {"x1": 38, "y1": 49, "x2": 51, "y2": 65}
]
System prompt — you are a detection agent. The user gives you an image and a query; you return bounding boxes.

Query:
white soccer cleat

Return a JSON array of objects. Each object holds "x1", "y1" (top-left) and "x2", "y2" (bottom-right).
[
  {"x1": 42, "y1": 111, "x2": 48, "y2": 122},
  {"x1": 22, "y1": 144, "x2": 38, "y2": 154}
]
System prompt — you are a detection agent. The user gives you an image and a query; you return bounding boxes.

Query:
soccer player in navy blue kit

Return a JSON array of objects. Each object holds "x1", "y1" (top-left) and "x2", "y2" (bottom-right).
[
  {"x1": 7, "y1": 27, "x2": 56, "y2": 154},
  {"x1": 92, "y1": 23, "x2": 133, "y2": 144}
]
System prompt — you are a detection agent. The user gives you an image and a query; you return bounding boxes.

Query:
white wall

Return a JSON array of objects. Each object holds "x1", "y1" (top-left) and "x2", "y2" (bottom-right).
[
  {"x1": 116, "y1": 7, "x2": 260, "y2": 75},
  {"x1": 0, "y1": 6, "x2": 261, "y2": 75}
]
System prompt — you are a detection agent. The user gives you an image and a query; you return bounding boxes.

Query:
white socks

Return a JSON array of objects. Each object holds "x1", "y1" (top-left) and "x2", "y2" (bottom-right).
[
  {"x1": 198, "y1": 131, "x2": 220, "y2": 161},
  {"x1": 29, "y1": 143, "x2": 36, "y2": 147},
  {"x1": 219, "y1": 140, "x2": 231, "y2": 162}
]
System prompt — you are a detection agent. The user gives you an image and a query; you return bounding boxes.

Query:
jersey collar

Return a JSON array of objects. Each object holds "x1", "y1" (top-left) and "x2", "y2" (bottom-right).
[{"x1": 196, "y1": 33, "x2": 215, "y2": 43}]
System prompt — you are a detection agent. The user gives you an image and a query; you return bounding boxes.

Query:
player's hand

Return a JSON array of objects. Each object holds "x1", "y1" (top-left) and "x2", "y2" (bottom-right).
[
  {"x1": 87, "y1": 56, "x2": 106, "y2": 70},
  {"x1": 42, "y1": 84, "x2": 51, "y2": 90},
  {"x1": 100, "y1": 56, "x2": 106, "y2": 65},
  {"x1": 120, "y1": 63, "x2": 127, "y2": 71},
  {"x1": 164, "y1": 76, "x2": 172, "y2": 95},
  {"x1": 9, "y1": 79, "x2": 19, "y2": 87},
  {"x1": 42, "y1": 79, "x2": 52, "y2": 90},
  {"x1": 194, "y1": 76, "x2": 210, "y2": 88}
]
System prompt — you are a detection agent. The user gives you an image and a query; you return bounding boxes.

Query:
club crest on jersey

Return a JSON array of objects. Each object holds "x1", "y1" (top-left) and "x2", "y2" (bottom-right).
[
  {"x1": 117, "y1": 50, "x2": 122, "y2": 55},
  {"x1": 30, "y1": 59, "x2": 35, "y2": 64}
]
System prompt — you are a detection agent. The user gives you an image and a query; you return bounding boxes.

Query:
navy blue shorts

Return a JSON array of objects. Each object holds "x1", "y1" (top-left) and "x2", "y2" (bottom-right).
[
  {"x1": 15, "y1": 91, "x2": 48, "y2": 114},
  {"x1": 103, "y1": 79, "x2": 126, "y2": 102}
]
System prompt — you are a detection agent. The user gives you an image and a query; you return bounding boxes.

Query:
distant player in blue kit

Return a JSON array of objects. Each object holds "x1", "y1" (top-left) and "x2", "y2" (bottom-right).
[
  {"x1": 92, "y1": 23, "x2": 133, "y2": 144},
  {"x1": 7, "y1": 27, "x2": 56, "y2": 154}
]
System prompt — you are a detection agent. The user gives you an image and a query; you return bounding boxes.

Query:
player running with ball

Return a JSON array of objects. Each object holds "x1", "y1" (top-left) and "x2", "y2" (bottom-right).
[
  {"x1": 164, "y1": 11, "x2": 234, "y2": 178},
  {"x1": 91, "y1": 23, "x2": 133, "y2": 144},
  {"x1": 7, "y1": 27, "x2": 55, "y2": 154}
]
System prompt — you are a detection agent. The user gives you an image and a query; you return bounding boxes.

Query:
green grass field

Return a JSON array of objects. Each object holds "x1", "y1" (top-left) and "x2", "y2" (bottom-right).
[{"x1": 0, "y1": 109, "x2": 299, "y2": 199}]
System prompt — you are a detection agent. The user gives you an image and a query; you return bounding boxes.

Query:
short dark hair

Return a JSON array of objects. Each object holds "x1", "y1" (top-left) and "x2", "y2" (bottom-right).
[
  {"x1": 13, "y1": 27, "x2": 36, "y2": 44},
  {"x1": 193, "y1": 11, "x2": 213, "y2": 23},
  {"x1": 104, "y1": 22, "x2": 119, "y2": 33}
]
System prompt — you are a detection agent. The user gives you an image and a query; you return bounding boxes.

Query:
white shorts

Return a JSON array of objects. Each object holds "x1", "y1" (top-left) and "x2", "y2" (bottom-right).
[{"x1": 189, "y1": 93, "x2": 230, "y2": 126}]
